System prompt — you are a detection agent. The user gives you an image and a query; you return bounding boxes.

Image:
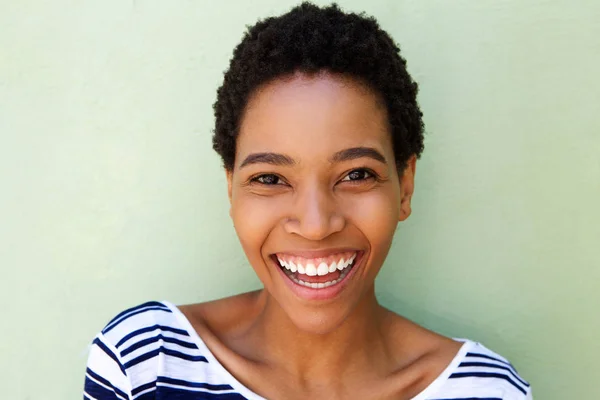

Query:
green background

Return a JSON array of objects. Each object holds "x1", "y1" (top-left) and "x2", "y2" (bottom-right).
[{"x1": 1, "y1": 0, "x2": 598, "y2": 398}]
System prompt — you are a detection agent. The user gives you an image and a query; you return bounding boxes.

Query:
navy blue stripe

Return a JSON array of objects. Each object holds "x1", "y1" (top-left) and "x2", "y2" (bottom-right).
[
  {"x1": 449, "y1": 372, "x2": 527, "y2": 395},
  {"x1": 465, "y1": 352, "x2": 516, "y2": 371},
  {"x1": 116, "y1": 324, "x2": 190, "y2": 348},
  {"x1": 105, "y1": 301, "x2": 168, "y2": 327},
  {"x1": 84, "y1": 375, "x2": 127, "y2": 400},
  {"x1": 132, "y1": 381, "x2": 156, "y2": 396},
  {"x1": 135, "y1": 391, "x2": 157, "y2": 400},
  {"x1": 157, "y1": 376, "x2": 233, "y2": 391},
  {"x1": 459, "y1": 361, "x2": 529, "y2": 387},
  {"x1": 93, "y1": 338, "x2": 127, "y2": 376},
  {"x1": 103, "y1": 306, "x2": 172, "y2": 334},
  {"x1": 121, "y1": 334, "x2": 198, "y2": 357},
  {"x1": 86, "y1": 368, "x2": 128, "y2": 399},
  {"x1": 123, "y1": 347, "x2": 208, "y2": 369}
]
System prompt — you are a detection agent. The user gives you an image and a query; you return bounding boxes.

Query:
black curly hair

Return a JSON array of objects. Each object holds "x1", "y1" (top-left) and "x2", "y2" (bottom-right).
[{"x1": 212, "y1": 2, "x2": 424, "y2": 173}]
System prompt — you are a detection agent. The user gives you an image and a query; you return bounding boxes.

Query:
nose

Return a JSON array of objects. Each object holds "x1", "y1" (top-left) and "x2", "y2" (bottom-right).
[{"x1": 283, "y1": 184, "x2": 345, "y2": 240}]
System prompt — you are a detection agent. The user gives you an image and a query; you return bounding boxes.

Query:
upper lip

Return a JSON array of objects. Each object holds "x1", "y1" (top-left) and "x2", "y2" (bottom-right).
[{"x1": 272, "y1": 248, "x2": 361, "y2": 259}]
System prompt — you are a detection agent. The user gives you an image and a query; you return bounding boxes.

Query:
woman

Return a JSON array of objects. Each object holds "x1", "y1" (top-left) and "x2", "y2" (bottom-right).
[{"x1": 84, "y1": 3, "x2": 532, "y2": 399}]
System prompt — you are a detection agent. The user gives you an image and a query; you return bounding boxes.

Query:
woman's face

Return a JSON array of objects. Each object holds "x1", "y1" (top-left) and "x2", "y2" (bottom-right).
[{"x1": 227, "y1": 72, "x2": 416, "y2": 333}]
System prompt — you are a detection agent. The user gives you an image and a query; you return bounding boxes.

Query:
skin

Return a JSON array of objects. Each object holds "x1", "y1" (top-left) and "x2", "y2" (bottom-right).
[{"x1": 179, "y1": 72, "x2": 462, "y2": 399}]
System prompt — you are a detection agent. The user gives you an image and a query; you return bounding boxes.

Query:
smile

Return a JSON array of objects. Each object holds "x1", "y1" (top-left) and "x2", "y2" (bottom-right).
[{"x1": 274, "y1": 251, "x2": 358, "y2": 289}]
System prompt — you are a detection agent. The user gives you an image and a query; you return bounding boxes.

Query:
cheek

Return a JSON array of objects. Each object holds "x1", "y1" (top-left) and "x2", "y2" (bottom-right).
[
  {"x1": 231, "y1": 195, "x2": 281, "y2": 273},
  {"x1": 345, "y1": 187, "x2": 400, "y2": 265}
]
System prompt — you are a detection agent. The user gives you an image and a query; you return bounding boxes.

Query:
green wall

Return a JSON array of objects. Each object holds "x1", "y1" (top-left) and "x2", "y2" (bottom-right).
[{"x1": 1, "y1": 0, "x2": 598, "y2": 398}]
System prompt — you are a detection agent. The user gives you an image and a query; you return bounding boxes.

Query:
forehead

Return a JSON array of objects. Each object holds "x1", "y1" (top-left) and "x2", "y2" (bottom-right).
[{"x1": 236, "y1": 72, "x2": 392, "y2": 165}]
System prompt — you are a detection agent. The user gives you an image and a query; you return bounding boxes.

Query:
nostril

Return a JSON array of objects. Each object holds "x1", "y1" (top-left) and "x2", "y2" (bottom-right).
[
  {"x1": 282, "y1": 218, "x2": 300, "y2": 235},
  {"x1": 330, "y1": 214, "x2": 345, "y2": 233}
]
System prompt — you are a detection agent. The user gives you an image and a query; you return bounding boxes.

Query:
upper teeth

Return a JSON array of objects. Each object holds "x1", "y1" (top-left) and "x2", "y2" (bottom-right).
[{"x1": 277, "y1": 253, "x2": 357, "y2": 276}]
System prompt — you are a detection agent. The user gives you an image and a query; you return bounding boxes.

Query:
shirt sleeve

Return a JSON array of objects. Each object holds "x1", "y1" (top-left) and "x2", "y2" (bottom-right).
[{"x1": 83, "y1": 333, "x2": 132, "y2": 400}]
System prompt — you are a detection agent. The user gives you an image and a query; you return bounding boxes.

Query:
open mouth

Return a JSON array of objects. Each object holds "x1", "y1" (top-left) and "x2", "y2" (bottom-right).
[{"x1": 272, "y1": 251, "x2": 360, "y2": 290}]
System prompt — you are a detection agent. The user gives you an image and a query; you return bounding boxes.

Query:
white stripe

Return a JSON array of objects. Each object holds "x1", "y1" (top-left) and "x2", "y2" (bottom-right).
[
  {"x1": 456, "y1": 367, "x2": 527, "y2": 388},
  {"x1": 117, "y1": 326, "x2": 191, "y2": 350},
  {"x1": 459, "y1": 361, "x2": 528, "y2": 386},
  {"x1": 156, "y1": 382, "x2": 245, "y2": 394},
  {"x1": 120, "y1": 342, "x2": 205, "y2": 367},
  {"x1": 464, "y1": 354, "x2": 521, "y2": 377}
]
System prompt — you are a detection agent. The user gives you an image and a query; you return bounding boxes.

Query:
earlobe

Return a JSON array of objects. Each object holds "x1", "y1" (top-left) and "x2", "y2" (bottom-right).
[
  {"x1": 398, "y1": 155, "x2": 417, "y2": 222},
  {"x1": 399, "y1": 204, "x2": 412, "y2": 221}
]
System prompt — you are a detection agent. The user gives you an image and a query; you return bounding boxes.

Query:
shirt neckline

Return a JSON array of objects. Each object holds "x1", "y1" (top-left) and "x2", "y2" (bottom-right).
[
  {"x1": 162, "y1": 300, "x2": 473, "y2": 400},
  {"x1": 164, "y1": 300, "x2": 267, "y2": 399}
]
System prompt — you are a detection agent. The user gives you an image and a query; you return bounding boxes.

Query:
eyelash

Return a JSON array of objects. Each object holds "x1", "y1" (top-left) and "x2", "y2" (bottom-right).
[
  {"x1": 249, "y1": 168, "x2": 377, "y2": 186},
  {"x1": 251, "y1": 174, "x2": 285, "y2": 186},
  {"x1": 340, "y1": 168, "x2": 376, "y2": 183}
]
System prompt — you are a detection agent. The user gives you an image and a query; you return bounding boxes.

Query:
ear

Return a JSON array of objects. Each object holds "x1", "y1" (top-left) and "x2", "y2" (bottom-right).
[
  {"x1": 398, "y1": 155, "x2": 417, "y2": 222},
  {"x1": 226, "y1": 169, "x2": 233, "y2": 218}
]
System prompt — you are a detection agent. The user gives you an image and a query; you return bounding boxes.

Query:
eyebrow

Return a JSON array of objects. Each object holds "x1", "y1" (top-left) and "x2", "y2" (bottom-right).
[
  {"x1": 330, "y1": 147, "x2": 387, "y2": 164},
  {"x1": 239, "y1": 152, "x2": 296, "y2": 168},
  {"x1": 239, "y1": 146, "x2": 387, "y2": 169}
]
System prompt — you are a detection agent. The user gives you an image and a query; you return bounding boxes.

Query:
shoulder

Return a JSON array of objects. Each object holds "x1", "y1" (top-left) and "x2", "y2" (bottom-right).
[
  {"x1": 84, "y1": 300, "x2": 207, "y2": 399},
  {"x1": 433, "y1": 339, "x2": 532, "y2": 400},
  {"x1": 91, "y1": 300, "x2": 202, "y2": 369},
  {"x1": 99, "y1": 300, "x2": 186, "y2": 347},
  {"x1": 178, "y1": 290, "x2": 265, "y2": 340}
]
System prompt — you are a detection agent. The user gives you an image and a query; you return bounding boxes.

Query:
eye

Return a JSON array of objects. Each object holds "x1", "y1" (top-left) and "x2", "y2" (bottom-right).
[
  {"x1": 340, "y1": 168, "x2": 374, "y2": 182},
  {"x1": 252, "y1": 174, "x2": 284, "y2": 185}
]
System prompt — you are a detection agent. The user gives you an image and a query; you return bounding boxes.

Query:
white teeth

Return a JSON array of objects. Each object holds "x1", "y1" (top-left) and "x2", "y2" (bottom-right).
[
  {"x1": 328, "y1": 261, "x2": 337, "y2": 273},
  {"x1": 277, "y1": 252, "x2": 358, "y2": 282},
  {"x1": 317, "y1": 262, "x2": 329, "y2": 276},
  {"x1": 297, "y1": 263, "x2": 306, "y2": 274}
]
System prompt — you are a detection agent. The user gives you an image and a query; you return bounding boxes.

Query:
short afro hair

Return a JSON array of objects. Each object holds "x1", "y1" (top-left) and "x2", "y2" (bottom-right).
[{"x1": 212, "y1": 2, "x2": 424, "y2": 172}]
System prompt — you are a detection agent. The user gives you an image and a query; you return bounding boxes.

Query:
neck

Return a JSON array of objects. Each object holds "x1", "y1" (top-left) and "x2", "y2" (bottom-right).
[{"x1": 250, "y1": 287, "x2": 393, "y2": 382}]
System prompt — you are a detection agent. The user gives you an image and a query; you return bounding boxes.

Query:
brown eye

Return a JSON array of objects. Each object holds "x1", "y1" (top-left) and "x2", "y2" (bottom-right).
[
  {"x1": 254, "y1": 174, "x2": 283, "y2": 185},
  {"x1": 341, "y1": 169, "x2": 373, "y2": 182}
]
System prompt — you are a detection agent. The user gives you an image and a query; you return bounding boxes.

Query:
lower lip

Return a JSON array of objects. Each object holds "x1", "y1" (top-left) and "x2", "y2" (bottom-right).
[{"x1": 274, "y1": 253, "x2": 363, "y2": 301}]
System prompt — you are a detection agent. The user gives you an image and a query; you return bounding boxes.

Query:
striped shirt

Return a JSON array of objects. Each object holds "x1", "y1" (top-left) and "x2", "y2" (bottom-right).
[{"x1": 84, "y1": 301, "x2": 532, "y2": 400}]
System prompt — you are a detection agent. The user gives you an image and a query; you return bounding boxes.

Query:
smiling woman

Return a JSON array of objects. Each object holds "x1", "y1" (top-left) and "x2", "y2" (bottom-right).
[
  {"x1": 83, "y1": 3, "x2": 532, "y2": 400},
  {"x1": 227, "y1": 74, "x2": 408, "y2": 330}
]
